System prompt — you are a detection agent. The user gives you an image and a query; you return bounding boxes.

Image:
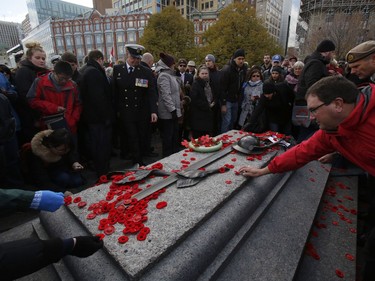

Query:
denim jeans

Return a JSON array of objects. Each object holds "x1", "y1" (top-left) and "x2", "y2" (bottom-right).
[{"x1": 221, "y1": 101, "x2": 238, "y2": 133}]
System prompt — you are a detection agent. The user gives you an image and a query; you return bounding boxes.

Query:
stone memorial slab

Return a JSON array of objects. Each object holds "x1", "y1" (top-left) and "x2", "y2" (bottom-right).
[{"x1": 62, "y1": 131, "x2": 281, "y2": 278}]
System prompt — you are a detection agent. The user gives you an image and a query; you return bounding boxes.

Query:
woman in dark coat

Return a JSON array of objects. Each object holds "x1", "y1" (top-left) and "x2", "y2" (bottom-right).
[
  {"x1": 14, "y1": 42, "x2": 49, "y2": 144},
  {"x1": 189, "y1": 65, "x2": 216, "y2": 138}
]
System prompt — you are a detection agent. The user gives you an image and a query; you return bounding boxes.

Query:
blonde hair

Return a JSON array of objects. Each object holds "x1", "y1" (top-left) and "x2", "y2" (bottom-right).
[{"x1": 25, "y1": 41, "x2": 45, "y2": 60}]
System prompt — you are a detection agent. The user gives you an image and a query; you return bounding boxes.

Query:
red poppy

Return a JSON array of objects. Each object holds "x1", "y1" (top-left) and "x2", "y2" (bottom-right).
[
  {"x1": 78, "y1": 201, "x2": 87, "y2": 208},
  {"x1": 73, "y1": 196, "x2": 82, "y2": 203},
  {"x1": 86, "y1": 213, "x2": 96, "y2": 220},
  {"x1": 219, "y1": 167, "x2": 227, "y2": 173},
  {"x1": 64, "y1": 196, "x2": 72, "y2": 205},
  {"x1": 99, "y1": 175, "x2": 108, "y2": 183},
  {"x1": 231, "y1": 158, "x2": 236, "y2": 162},
  {"x1": 349, "y1": 228, "x2": 357, "y2": 233},
  {"x1": 181, "y1": 139, "x2": 190, "y2": 148},
  {"x1": 96, "y1": 233, "x2": 105, "y2": 240},
  {"x1": 332, "y1": 221, "x2": 339, "y2": 226},
  {"x1": 190, "y1": 157, "x2": 196, "y2": 161},
  {"x1": 151, "y1": 162, "x2": 163, "y2": 170},
  {"x1": 335, "y1": 269, "x2": 344, "y2": 278},
  {"x1": 104, "y1": 225, "x2": 115, "y2": 235},
  {"x1": 118, "y1": 236, "x2": 129, "y2": 244},
  {"x1": 345, "y1": 253, "x2": 355, "y2": 261},
  {"x1": 156, "y1": 201, "x2": 167, "y2": 209},
  {"x1": 225, "y1": 180, "x2": 232, "y2": 184},
  {"x1": 137, "y1": 232, "x2": 147, "y2": 241}
]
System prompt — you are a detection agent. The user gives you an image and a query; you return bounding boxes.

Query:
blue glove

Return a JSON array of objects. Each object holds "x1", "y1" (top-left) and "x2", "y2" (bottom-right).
[{"x1": 30, "y1": 191, "x2": 64, "y2": 212}]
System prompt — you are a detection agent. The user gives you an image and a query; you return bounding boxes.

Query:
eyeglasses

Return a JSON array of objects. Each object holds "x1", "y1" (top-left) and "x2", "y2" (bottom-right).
[
  {"x1": 179, "y1": 65, "x2": 186, "y2": 67},
  {"x1": 252, "y1": 74, "x2": 260, "y2": 77},
  {"x1": 309, "y1": 103, "x2": 326, "y2": 115}
]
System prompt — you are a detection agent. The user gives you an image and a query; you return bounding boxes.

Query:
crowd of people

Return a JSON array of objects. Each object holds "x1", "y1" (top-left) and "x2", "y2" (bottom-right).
[{"x1": 0, "y1": 38, "x2": 375, "y2": 279}]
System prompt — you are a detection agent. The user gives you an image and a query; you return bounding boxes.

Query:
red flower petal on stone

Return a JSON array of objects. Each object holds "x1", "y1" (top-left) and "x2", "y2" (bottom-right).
[
  {"x1": 137, "y1": 232, "x2": 147, "y2": 241},
  {"x1": 64, "y1": 196, "x2": 72, "y2": 205},
  {"x1": 118, "y1": 235, "x2": 129, "y2": 244},
  {"x1": 231, "y1": 158, "x2": 237, "y2": 162},
  {"x1": 309, "y1": 178, "x2": 316, "y2": 182},
  {"x1": 99, "y1": 175, "x2": 108, "y2": 183},
  {"x1": 335, "y1": 269, "x2": 344, "y2": 278},
  {"x1": 73, "y1": 196, "x2": 82, "y2": 203},
  {"x1": 156, "y1": 201, "x2": 167, "y2": 209},
  {"x1": 151, "y1": 162, "x2": 163, "y2": 170},
  {"x1": 183, "y1": 153, "x2": 188, "y2": 157},
  {"x1": 225, "y1": 180, "x2": 232, "y2": 184},
  {"x1": 86, "y1": 213, "x2": 96, "y2": 220},
  {"x1": 190, "y1": 157, "x2": 196, "y2": 161},
  {"x1": 332, "y1": 221, "x2": 339, "y2": 226},
  {"x1": 344, "y1": 195, "x2": 354, "y2": 201},
  {"x1": 181, "y1": 139, "x2": 190, "y2": 148},
  {"x1": 349, "y1": 228, "x2": 357, "y2": 233},
  {"x1": 219, "y1": 167, "x2": 226, "y2": 173},
  {"x1": 345, "y1": 253, "x2": 355, "y2": 261},
  {"x1": 96, "y1": 233, "x2": 105, "y2": 240},
  {"x1": 350, "y1": 209, "x2": 357, "y2": 215},
  {"x1": 104, "y1": 225, "x2": 115, "y2": 235},
  {"x1": 78, "y1": 201, "x2": 87, "y2": 208},
  {"x1": 234, "y1": 170, "x2": 241, "y2": 175}
]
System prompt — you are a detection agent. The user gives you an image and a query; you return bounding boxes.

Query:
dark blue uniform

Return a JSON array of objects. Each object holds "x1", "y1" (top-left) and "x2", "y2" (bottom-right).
[{"x1": 113, "y1": 64, "x2": 157, "y2": 165}]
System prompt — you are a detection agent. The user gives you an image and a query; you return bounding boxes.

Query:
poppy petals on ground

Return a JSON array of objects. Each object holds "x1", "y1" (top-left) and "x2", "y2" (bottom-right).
[{"x1": 156, "y1": 201, "x2": 167, "y2": 209}]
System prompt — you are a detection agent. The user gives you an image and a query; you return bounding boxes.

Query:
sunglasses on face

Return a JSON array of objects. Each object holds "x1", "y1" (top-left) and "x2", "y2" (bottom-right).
[{"x1": 179, "y1": 65, "x2": 186, "y2": 67}]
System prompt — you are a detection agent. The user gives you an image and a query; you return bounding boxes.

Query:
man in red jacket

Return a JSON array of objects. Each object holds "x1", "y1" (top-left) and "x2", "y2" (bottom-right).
[
  {"x1": 239, "y1": 75, "x2": 375, "y2": 177},
  {"x1": 27, "y1": 61, "x2": 82, "y2": 134}
]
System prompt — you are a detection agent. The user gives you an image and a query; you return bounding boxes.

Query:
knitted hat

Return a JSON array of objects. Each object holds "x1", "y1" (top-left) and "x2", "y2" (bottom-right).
[
  {"x1": 346, "y1": 40, "x2": 375, "y2": 63},
  {"x1": 263, "y1": 82, "x2": 276, "y2": 94},
  {"x1": 316, "y1": 39, "x2": 336, "y2": 52},
  {"x1": 205, "y1": 54, "x2": 215, "y2": 63},
  {"x1": 160, "y1": 52, "x2": 175, "y2": 67},
  {"x1": 271, "y1": 66, "x2": 283, "y2": 74},
  {"x1": 233, "y1": 48, "x2": 245, "y2": 59}
]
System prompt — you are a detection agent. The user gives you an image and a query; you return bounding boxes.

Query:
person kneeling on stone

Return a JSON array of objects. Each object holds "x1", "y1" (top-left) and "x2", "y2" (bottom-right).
[{"x1": 21, "y1": 128, "x2": 84, "y2": 191}]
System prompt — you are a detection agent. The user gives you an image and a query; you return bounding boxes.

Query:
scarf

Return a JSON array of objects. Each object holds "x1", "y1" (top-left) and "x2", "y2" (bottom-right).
[{"x1": 204, "y1": 81, "x2": 213, "y2": 104}]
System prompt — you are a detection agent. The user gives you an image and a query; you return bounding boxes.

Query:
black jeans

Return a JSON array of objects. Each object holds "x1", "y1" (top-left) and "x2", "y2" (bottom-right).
[{"x1": 86, "y1": 120, "x2": 112, "y2": 177}]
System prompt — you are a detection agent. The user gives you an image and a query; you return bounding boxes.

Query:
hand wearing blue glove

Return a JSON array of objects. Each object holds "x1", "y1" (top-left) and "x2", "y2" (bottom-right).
[{"x1": 30, "y1": 190, "x2": 65, "y2": 212}]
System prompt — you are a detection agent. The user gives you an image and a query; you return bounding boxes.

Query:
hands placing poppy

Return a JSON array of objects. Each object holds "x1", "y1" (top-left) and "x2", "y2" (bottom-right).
[{"x1": 238, "y1": 166, "x2": 271, "y2": 177}]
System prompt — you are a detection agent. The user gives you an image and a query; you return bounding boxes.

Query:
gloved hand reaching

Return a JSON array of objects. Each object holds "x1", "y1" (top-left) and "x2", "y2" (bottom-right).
[
  {"x1": 30, "y1": 190, "x2": 64, "y2": 212},
  {"x1": 70, "y1": 236, "x2": 103, "y2": 258}
]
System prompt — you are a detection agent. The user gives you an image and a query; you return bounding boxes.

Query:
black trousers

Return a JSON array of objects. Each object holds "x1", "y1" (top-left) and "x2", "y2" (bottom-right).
[
  {"x1": 120, "y1": 117, "x2": 148, "y2": 165},
  {"x1": 159, "y1": 118, "x2": 179, "y2": 157},
  {"x1": 86, "y1": 120, "x2": 112, "y2": 177}
]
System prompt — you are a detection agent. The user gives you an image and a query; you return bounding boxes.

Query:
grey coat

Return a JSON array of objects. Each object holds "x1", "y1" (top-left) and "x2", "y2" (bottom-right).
[{"x1": 156, "y1": 60, "x2": 182, "y2": 119}]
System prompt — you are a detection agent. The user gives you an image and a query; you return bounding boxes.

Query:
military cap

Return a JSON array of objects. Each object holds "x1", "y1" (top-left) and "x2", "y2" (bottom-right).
[
  {"x1": 346, "y1": 40, "x2": 375, "y2": 63},
  {"x1": 125, "y1": 44, "x2": 145, "y2": 58}
]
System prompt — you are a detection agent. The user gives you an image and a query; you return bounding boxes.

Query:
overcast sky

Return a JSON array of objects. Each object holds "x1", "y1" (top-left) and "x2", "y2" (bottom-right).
[{"x1": 1, "y1": 0, "x2": 93, "y2": 23}]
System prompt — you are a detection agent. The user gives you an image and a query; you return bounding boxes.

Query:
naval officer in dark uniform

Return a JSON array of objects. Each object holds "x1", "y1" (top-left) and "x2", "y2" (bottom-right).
[{"x1": 113, "y1": 44, "x2": 158, "y2": 166}]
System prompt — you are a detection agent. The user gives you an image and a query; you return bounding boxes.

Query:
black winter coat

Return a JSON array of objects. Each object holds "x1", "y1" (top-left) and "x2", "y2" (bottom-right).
[
  {"x1": 79, "y1": 59, "x2": 114, "y2": 124},
  {"x1": 220, "y1": 60, "x2": 247, "y2": 103},
  {"x1": 250, "y1": 85, "x2": 293, "y2": 126},
  {"x1": 190, "y1": 78, "x2": 213, "y2": 133},
  {"x1": 296, "y1": 51, "x2": 330, "y2": 103}
]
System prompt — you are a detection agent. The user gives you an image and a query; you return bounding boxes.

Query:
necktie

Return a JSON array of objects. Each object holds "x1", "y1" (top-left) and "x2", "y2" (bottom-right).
[{"x1": 129, "y1": 67, "x2": 133, "y2": 73}]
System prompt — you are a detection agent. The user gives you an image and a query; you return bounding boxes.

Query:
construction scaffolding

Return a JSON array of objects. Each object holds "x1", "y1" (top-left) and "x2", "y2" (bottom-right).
[{"x1": 300, "y1": 0, "x2": 375, "y2": 23}]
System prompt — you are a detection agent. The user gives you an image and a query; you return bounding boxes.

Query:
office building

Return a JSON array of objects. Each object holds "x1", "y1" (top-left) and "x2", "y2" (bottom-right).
[{"x1": 26, "y1": 0, "x2": 92, "y2": 29}]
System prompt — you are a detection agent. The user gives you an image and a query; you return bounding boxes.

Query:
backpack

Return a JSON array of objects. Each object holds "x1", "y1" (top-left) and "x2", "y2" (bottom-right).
[{"x1": 0, "y1": 94, "x2": 16, "y2": 144}]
